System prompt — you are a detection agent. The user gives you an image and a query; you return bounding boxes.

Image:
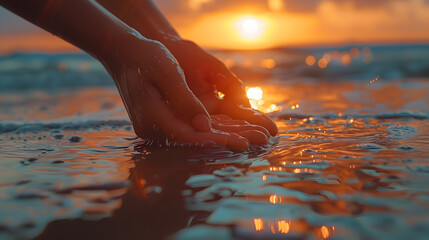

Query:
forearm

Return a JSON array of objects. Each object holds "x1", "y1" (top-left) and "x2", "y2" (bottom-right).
[
  {"x1": 0, "y1": 0, "x2": 144, "y2": 59},
  {"x1": 96, "y1": 0, "x2": 182, "y2": 45}
]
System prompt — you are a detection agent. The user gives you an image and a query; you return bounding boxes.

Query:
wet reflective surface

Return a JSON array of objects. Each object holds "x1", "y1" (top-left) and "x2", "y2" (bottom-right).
[{"x1": 1, "y1": 47, "x2": 429, "y2": 240}]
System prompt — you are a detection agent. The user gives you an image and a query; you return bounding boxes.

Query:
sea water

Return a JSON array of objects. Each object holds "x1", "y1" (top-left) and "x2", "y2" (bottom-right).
[{"x1": 0, "y1": 45, "x2": 428, "y2": 240}]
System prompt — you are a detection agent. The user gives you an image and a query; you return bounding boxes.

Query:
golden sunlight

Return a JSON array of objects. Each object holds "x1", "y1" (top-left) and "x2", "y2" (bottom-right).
[
  {"x1": 247, "y1": 87, "x2": 263, "y2": 110},
  {"x1": 247, "y1": 87, "x2": 263, "y2": 100},
  {"x1": 235, "y1": 16, "x2": 266, "y2": 41}
]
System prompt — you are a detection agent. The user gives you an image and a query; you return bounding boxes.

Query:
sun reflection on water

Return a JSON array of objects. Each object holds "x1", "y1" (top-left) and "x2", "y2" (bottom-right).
[
  {"x1": 269, "y1": 194, "x2": 280, "y2": 204},
  {"x1": 252, "y1": 218, "x2": 335, "y2": 238},
  {"x1": 254, "y1": 218, "x2": 264, "y2": 231},
  {"x1": 246, "y1": 86, "x2": 285, "y2": 113},
  {"x1": 278, "y1": 220, "x2": 290, "y2": 234}
]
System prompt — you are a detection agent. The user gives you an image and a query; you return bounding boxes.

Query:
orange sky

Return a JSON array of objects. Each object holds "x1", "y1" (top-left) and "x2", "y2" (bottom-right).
[{"x1": 0, "y1": 0, "x2": 428, "y2": 52}]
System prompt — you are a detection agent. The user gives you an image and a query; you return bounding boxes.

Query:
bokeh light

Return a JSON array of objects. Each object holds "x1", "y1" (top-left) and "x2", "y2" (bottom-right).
[
  {"x1": 318, "y1": 58, "x2": 328, "y2": 69},
  {"x1": 306, "y1": 55, "x2": 316, "y2": 66}
]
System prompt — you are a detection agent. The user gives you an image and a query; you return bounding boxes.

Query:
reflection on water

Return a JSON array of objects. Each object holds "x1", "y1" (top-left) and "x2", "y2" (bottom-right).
[{"x1": 1, "y1": 53, "x2": 429, "y2": 240}]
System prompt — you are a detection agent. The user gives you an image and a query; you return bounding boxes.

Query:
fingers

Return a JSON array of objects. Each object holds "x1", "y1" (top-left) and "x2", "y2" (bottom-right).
[
  {"x1": 218, "y1": 103, "x2": 278, "y2": 136},
  {"x1": 143, "y1": 83, "x2": 250, "y2": 150},
  {"x1": 196, "y1": 93, "x2": 277, "y2": 138},
  {"x1": 237, "y1": 130, "x2": 269, "y2": 145},
  {"x1": 191, "y1": 114, "x2": 211, "y2": 132},
  {"x1": 211, "y1": 117, "x2": 270, "y2": 137},
  {"x1": 197, "y1": 131, "x2": 250, "y2": 150},
  {"x1": 211, "y1": 114, "x2": 232, "y2": 121},
  {"x1": 211, "y1": 116, "x2": 269, "y2": 145},
  {"x1": 165, "y1": 140, "x2": 216, "y2": 149}
]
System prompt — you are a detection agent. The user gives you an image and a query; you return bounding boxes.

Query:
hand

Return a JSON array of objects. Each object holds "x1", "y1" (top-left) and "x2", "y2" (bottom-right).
[
  {"x1": 99, "y1": 35, "x2": 268, "y2": 149},
  {"x1": 164, "y1": 39, "x2": 278, "y2": 136}
]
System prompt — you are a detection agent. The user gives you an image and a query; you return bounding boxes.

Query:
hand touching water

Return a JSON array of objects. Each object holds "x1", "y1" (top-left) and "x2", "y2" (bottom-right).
[
  {"x1": 0, "y1": 0, "x2": 275, "y2": 150},
  {"x1": 164, "y1": 39, "x2": 278, "y2": 136},
  {"x1": 100, "y1": 35, "x2": 270, "y2": 149},
  {"x1": 95, "y1": 0, "x2": 278, "y2": 139}
]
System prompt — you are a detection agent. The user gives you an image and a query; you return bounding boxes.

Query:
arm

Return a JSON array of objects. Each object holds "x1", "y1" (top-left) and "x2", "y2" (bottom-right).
[
  {"x1": 0, "y1": 0, "x2": 254, "y2": 149},
  {"x1": 0, "y1": 0, "x2": 135, "y2": 59},
  {"x1": 97, "y1": 0, "x2": 278, "y2": 136},
  {"x1": 96, "y1": 0, "x2": 180, "y2": 44}
]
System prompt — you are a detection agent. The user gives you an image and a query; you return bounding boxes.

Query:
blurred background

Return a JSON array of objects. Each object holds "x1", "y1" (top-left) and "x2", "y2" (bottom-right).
[
  {"x1": 1, "y1": 0, "x2": 428, "y2": 93},
  {"x1": 1, "y1": 2, "x2": 429, "y2": 240},
  {"x1": 1, "y1": 0, "x2": 429, "y2": 52}
]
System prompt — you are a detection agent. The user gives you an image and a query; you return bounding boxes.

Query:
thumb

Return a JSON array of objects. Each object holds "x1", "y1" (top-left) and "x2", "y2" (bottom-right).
[
  {"x1": 144, "y1": 44, "x2": 212, "y2": 132},
  {"x1": 159, "y1": 81, "x2": 212, "y2": 132}
]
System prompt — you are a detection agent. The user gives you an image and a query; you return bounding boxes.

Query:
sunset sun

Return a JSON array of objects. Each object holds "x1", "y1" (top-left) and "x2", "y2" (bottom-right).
[{"x1": 235, "y1": 16, "x2": 266, "y2": 41}]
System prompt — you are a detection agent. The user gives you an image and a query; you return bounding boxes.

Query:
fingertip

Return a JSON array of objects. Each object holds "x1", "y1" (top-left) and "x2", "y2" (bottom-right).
[
  {"x1": 264, "y1": 117, "x2": 278, "y2": 136},
  {"x1": 229, "y1": 105, "x2": 278, "y2": 136},
  {"x1": 238, "y1": 130, "x2": 269, "y2": 145},
  {"x1": 251, "y1": 124, "x2": 270, "y2": 137},
  {"x1": 191, "y1": 114, "x2": 212, "y2": 132},
  {"x1": 244, "y1": 108, "x2": 278, "y2": 136},
  {"x1": 201, "y1": 140, "x2": 217, "y2": 148},
  {"x1": 228, "y1": 133, "x2": 250, "y2": 150}
]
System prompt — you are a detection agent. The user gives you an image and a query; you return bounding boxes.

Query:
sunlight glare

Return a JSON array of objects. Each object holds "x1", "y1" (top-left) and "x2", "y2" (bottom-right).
[
  {"x1": 235, "y1": 16, "x2": 266, "y2": 41},
  {"x1": 247, "y1": 87, "x2": 263, "y2": 100}
]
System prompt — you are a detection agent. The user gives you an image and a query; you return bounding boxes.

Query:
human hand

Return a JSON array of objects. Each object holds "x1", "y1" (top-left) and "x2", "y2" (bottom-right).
[
  {"x1": 99, "y1": 35, "x2": 269, "y2": 149},
  {"x1": 164, "y1": 39, "x2": 278, "y2": 136}
]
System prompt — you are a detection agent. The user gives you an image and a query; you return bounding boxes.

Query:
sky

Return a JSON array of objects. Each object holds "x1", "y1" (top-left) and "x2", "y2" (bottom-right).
[{"x1": 0, "y1": 0, "x2": 429, "y2": 52}]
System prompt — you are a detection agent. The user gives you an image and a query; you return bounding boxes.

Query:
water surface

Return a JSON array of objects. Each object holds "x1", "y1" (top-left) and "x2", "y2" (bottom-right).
[{"x1": 1, "y1": 45, "x2": 429, "y2": 240}]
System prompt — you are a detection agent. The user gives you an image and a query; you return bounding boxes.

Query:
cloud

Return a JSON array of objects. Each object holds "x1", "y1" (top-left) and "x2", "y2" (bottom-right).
[
  {"x1": 1, "y1": 0, "x2": 428, "y2": 50},
  {"x1": 154, "y1": 0, "x2": 429, "y2": 15}
]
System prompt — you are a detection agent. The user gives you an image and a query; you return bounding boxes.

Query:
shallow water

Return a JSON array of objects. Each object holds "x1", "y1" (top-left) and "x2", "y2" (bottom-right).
[{"x1": 1, "y1": 46, "x2": 429, "y2": 240}]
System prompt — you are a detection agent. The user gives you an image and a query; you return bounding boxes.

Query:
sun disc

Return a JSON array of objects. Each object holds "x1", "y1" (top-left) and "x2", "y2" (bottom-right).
[{"x1": 235, "y1": 16, "x2": 266, "y2": 41}]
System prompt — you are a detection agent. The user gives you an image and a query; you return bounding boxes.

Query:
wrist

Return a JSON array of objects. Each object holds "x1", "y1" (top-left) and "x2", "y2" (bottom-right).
[
  {"x1": 95, "y1": 30, "x2": 158, "y2": 76},
  {"x1": 100, "y1": 0, "x2": 182, "y2": 46},
  {"x1": 94, "y1": 28, "x2": 146, "y2": 62},
  {"x1": 161, "y1": 38, "x2": 195, "y2": 55},
  {"x1": 145, "y1": 32, "x2": 182, "y2": 53}
]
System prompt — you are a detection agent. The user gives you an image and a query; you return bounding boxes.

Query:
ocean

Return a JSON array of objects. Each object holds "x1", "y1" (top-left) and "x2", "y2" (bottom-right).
[{"x1": 0, "y1": 44, "x2": 428, "y2": 240}]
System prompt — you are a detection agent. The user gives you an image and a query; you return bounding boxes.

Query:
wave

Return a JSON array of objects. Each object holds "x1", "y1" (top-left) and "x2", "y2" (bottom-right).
[
  {"x1": 276, "y1": 110, "x2": 429, "y2": 120},
  {"x1": 0, "y1": 119, "x2": 131, "y2": 134},
  {"x1": 1, "y1": 110, "x2": 427, "y2": 135},
  {"x1": 1, "y1": 44, "x2": 429, "y2": 90}
]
